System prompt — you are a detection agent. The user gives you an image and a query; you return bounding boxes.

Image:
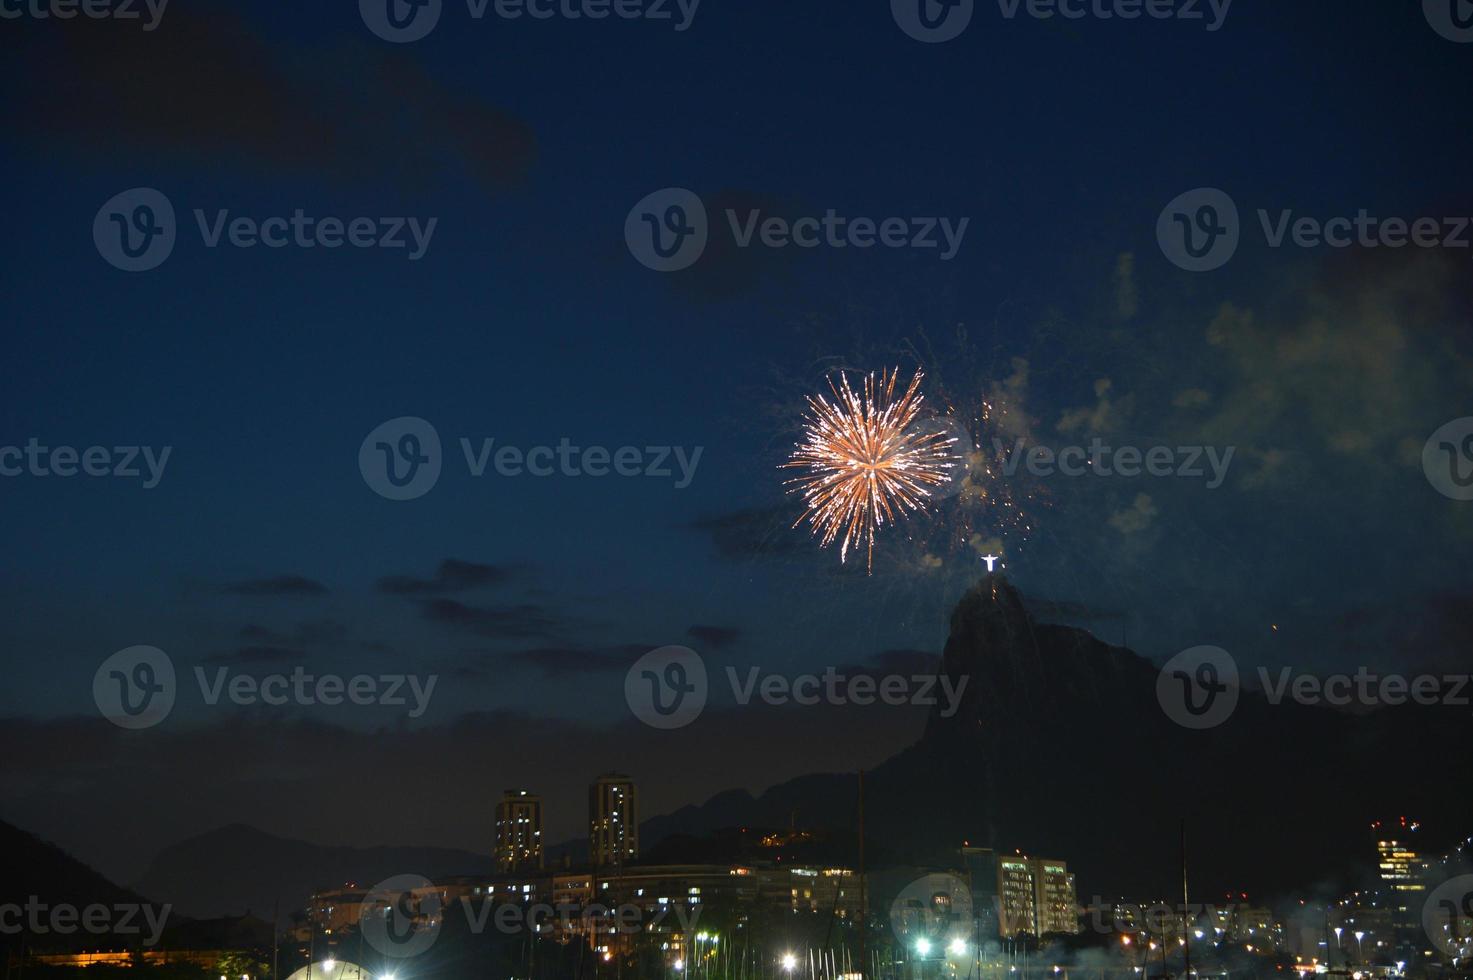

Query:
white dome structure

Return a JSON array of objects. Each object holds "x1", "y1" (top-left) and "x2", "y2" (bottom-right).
[{"x1": 283, "y1": 961, "x2": 374, "y2": 980}]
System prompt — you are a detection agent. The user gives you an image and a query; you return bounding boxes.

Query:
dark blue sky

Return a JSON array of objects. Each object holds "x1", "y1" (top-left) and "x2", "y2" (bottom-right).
[{"x1": 1, "y1": 0, "x2": 1471, "y2": 881}]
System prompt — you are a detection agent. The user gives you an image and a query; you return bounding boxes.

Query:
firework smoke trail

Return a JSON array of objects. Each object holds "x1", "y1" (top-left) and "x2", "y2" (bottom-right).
[{"x1": 783, "y1": 368, "x2": 958, "y2": 572}]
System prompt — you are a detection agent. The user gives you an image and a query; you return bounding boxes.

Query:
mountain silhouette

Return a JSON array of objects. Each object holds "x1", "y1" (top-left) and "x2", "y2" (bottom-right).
[
  {"x1": 1, "y1": 819, "x2": 170, "y2": 953},
  {"x1": 641, "y1": 575, "x2": 1471, "y2": 901},
  {"x1": 3, "y1": 818, "x2": 151, "y2": 909}
]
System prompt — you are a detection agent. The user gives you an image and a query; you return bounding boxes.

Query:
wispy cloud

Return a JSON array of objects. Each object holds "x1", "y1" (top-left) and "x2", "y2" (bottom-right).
[
  {"x1": 686, "y1": 625, "x2": 742, "y2": 649},
  {"x1": 220, "y1": 576, "x2": 329, "y2": 598},
  {"x1": 201, "y1": 646, "x2": 304, "y2": 666},
  {"x1": 377, "y1": 559, "x2": 522, "y2": 596},
  {"x1": 4, "y1": 7, "x2": 537, "y2": 194},
  {"x1": 417, "y1": 599, "x2": 561, "y2": 639}
]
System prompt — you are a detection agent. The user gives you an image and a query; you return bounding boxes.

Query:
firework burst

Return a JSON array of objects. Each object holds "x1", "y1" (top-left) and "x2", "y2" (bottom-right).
[{"x1": 783, "y1": 368, "x2": 958, "y2": 572}]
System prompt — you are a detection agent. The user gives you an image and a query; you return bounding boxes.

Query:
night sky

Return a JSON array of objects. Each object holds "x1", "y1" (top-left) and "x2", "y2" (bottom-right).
[{"x1": 1, "y1": 0, "x2": 1471, "y2": 888}]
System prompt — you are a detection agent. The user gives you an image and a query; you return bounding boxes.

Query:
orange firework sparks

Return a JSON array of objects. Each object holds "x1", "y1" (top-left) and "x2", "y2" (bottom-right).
[{"x1": 783, "y1": 368, "x2": 958, "y2": 572}]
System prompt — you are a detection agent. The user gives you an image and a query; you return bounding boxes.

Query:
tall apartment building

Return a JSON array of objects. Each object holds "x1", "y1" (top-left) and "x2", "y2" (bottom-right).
[
  {"x1": 996, "y1": 853, "x2": 1079, "y2": 938},
  {"x1": 1372, "y1": 817, "x2": 1433, "y2": 948},
  {"x1": 494, "y1": 789, "x2": 544, "y2": 872},
  {"x1": 589, "y1": 773, "x2": 639, "y2": 867},
  {"x1": 998, "y1": 856, "x2": 1038, "y2": 937},
  {"x1": 1032, "y1": 859, "x2": 1078, "y2": 934}
]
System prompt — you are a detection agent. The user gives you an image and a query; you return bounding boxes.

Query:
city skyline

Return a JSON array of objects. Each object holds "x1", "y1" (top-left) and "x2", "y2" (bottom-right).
[{"x1": 6, "y1": 770, "x2": 1471, "y2": 980}]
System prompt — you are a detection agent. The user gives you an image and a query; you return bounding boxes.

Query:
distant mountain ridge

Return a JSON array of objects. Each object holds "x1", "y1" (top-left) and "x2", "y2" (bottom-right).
[{"x1": 2, "y1": 819, "x2": 152, "y2": 909}]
